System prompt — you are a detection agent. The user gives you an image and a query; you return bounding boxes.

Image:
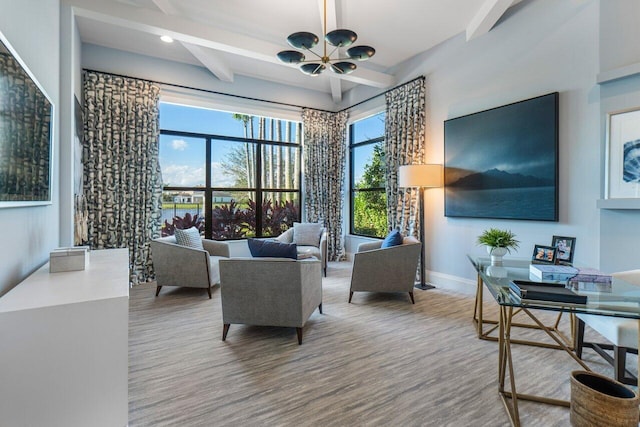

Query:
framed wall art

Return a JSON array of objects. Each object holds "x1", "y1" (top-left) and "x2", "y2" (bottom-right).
[
  {"x1": 444, "y1": 92, "x2": 559, "y2": 221},
  {"x1": 605, "y1": 107, "x2": 640, "y2": 199}
]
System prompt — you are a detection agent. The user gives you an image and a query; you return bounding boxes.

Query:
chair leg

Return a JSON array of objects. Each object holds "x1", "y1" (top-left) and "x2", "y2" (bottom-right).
[
  {"x1": 207, "y1": 286, "x2": 212, "y2": 299},
  {"x1": 222, "y1": 324, "x2": 230, "y2": 341},
  {"x1": 348, "y1": 291, "x2": 354, "y2": 303},
  {"x1": 155, "y1": 286, "x2": 162, "y2": 297},
  {"x1": 323, "y1": 267, "x2": 327, "y2": 277},
  {"x1": 614, "y1": 345, "x2": 628, "y2": 383},
  {"x1": 575, "y1": 318, "x2": 585, "y2": 359},
  {"x1": 409, "y1": 291, "x2": 415, "y2": 304},
  {"x1": 318, "y1": 303, "x2": 323, "y2": 314},
  {"x1": 296, "y1": 327, "x2": 303, "y2": 345}
]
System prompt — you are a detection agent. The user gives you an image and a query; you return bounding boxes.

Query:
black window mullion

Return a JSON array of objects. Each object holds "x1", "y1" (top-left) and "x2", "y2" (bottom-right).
[
  {"x1": 205, "y1": 137, "x2": 212, "y2": 239},
  {"x1": 256, "y1": 141, "x2": 263, "y2": 237}
]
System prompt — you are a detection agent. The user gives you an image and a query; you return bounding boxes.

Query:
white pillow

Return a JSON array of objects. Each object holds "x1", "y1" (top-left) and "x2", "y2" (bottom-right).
[
  {"x1": 174, "y1": 227, "x2": 204, "y2": 250},
  {"x1": 293, "y1": 222, "x2": 323, "y2": 247}
]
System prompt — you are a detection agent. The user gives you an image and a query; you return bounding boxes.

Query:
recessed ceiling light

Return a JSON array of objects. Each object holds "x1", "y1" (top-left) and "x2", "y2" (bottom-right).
[{"x1": 160, "y1": 35, "x2": 174, "y2": 43}]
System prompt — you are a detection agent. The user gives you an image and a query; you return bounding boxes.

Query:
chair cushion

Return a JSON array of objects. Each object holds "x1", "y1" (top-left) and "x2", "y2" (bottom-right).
[
  {"x1": 381, "y1": 230, "x2": 403, "y2": 248},
  {"x1": 248, "y1": 238, "x2": 298, "y2": 260},
  {"x1": 577, "y1": 313, "x2": 638, "y2": 349},
  {"x1": 293, "y1": 222, "x2": 322, "y2": 247},
  {"x1": 209, "y1": 255, "x2": 225, "y2": 285},
  {"x1": 297, "y1": 245, "x2": 321, "y2": 260},
  {"x1": 174, "y1": 227, "x2": 203, "y2": 250}
]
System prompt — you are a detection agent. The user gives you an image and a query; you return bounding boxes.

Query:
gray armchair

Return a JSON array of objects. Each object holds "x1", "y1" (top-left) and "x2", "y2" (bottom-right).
[
  {"x1": 219, "y1": 257, "x2": 322, "y2": 344},
  {"x1": 349, "y1": 236, "x2": 422, "y2": 304},
  {"x1": 276, "y1": 224, "x2": 328, "y2": 276},
  {"x1": 150, "y1": 235, "x2": 230, "y2": 298}
]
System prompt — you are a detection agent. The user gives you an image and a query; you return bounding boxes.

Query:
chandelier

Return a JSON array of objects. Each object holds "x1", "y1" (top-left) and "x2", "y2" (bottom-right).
[{"x1": 276, "y1": 0, "x2": 376, "y2": 76}]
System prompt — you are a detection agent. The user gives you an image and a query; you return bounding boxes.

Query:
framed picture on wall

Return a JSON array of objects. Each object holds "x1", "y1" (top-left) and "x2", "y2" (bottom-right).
[
  {"x1": 444, "y1": 92, "x2": 559, "y2": 221},
  {"x1": 551, "y1": 235, "x2": 576, "y2": 265},
  {"x1": 605, "y1": 107, "x2": 640, "y2": 199},
  {"x1": 531, "y1": 244, "x2": 557, "y2": 264}
]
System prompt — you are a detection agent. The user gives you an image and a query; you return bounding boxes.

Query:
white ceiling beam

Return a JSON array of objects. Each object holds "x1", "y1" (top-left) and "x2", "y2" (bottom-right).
[
  {"x1": 68, "y1": 0, "x2": 393, "y2": 88},
  {"x1": 321, "y1": 0, "x2": 342, "y2": 102},
  {"x1": 329, "y1": 78, "x2": 342, "y2": 103},
  {"x1": 151, "y1": 0, "x2": 234, "y2": 83},
  {"x1": 181, "y1": 43, "x2": 235, "y2": 83},
  {"x1": 466, "y1": 0, "x2": 515, "y2": 41}
]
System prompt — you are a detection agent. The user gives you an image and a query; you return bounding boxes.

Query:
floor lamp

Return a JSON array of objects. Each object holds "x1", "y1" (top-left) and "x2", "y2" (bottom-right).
[{"x1": 398, "y1": 164, "x2": 443, "y2": 290}]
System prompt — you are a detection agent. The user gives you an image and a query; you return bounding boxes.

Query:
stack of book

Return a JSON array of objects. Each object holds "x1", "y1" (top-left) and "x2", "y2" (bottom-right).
[
  {"x1": 567, "y1": 267, "x2": 612, "y2": 292},
  {"x1": 529, "y1": 264, "x2": 578, "y2": 282},
  {"x1": 509, "y1": 280, "x2": 587, "y2": 304}
]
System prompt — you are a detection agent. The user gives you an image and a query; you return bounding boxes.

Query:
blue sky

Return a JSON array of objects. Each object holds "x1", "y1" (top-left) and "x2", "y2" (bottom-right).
[{"x1": 158, "y1": 103, "x2": 385, "y2": 187}]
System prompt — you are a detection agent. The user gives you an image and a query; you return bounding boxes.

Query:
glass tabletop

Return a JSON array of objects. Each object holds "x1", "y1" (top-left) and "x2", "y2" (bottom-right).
[{"x1": 468, "y1": 255, "x2": 640, "y2": 319}]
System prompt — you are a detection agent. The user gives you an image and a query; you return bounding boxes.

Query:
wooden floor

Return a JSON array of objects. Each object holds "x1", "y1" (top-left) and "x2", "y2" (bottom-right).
[{"x1": 129, "y1": 261, "x2": 632, "y2": 426}]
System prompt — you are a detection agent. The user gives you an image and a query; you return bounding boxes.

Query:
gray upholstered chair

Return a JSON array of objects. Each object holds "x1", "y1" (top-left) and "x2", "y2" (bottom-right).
[
  {"x1": 219, "y1": 257, "x2": 322, "y2": 344},
  {"x1": 150, "y1": 235, "x2": 230, "y2": 298},
  {"x1": 349, "y1": 236, "x2": 422, "y2": 304},
  {"x1": 575, "y1": 269, "x2": 640, "y2": 385},
  {"x1": 276, "y1": 223, "x2": 328, "y2": 276}
]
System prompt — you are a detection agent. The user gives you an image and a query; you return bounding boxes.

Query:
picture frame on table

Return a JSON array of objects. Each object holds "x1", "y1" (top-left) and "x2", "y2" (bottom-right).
[
  {"x1": 532, "y1": 244, "x2": 557, "y2": 264},
  {"x1": 551, "y1": 235, "x2": 576, "y2": 265},
  {"x1": 605, "y1": 107, "x2": 640, "y2": 199}
]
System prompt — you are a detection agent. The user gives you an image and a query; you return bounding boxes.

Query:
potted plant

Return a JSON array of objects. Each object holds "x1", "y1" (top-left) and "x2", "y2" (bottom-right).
[{"x1": 477, "y1": 228, "x2": 519, "y2": 265}]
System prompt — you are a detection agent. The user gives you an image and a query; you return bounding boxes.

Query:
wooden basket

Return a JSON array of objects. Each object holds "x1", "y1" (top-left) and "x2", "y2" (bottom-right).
[{"x1": 570, "y1": 370, "x2": 639, "y2": 427}]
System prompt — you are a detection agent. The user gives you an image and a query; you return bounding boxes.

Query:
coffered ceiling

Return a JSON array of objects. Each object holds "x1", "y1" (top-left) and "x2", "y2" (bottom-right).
[{"x1": 68, "y1": 0, "x2": 520, "y2": 102}]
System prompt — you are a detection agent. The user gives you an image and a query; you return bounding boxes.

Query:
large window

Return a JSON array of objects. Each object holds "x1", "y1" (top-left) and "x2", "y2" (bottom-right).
[
  {"x1": 159, "y1": 103, "x2": 301, "y2": 240},
  {"x1": 349, "y1": 112, "x2": 387, "y2": 238}
]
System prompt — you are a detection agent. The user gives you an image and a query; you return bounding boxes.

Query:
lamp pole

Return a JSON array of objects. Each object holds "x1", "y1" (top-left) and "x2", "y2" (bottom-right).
[{"x1": 416, "y1": 185, "x2": 435, "y2": 290}]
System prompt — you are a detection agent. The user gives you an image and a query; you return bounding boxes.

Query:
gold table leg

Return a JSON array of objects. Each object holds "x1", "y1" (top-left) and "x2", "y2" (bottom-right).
[{"x1": 496, "y1": 306, "x2": 592, "y2": 426}]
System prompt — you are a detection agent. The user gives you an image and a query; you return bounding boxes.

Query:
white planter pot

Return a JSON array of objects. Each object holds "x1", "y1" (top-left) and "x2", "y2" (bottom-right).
[{"x1": 487, "y1": 246, "x2": 508, "y2": 266}]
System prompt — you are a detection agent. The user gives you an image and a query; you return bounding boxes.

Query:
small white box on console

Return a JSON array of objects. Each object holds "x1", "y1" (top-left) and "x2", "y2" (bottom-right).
[{"x1": 50, "y1": 246, "x2": 90, "y2": 273}]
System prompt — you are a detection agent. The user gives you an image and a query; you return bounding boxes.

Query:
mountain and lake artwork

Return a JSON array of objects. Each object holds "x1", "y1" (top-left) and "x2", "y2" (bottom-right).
[{"x1": 444, "y1": 93, "x2": 559, "y2": 221}]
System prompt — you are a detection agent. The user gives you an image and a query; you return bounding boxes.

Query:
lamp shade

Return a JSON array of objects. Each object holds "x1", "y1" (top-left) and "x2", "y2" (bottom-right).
[{"x1": 398, "y1": 164, "x2": 443, "y2": 188}]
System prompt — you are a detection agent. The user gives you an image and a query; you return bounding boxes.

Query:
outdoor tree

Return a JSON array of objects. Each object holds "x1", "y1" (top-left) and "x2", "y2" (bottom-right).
[{"x1": 353, "y1": 143, "x2": 387, "y2": 237}]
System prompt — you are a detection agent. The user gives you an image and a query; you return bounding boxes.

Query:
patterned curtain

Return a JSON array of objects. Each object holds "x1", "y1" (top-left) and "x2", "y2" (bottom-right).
[
  {"x1": 302, "y1": 109, "x2": 348, "y2": 261},
  {"x1": 83, "y1": 71, "x2": 162, "y2": 284},
  {"x1": 384, "y1": 77, "x2": 426, "y2": 240}
]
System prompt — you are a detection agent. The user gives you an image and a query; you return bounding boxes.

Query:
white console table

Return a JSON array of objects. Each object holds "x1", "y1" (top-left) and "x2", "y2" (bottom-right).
[{"x1": 0, "y1": 249, "x2": 129, "y2": 427}]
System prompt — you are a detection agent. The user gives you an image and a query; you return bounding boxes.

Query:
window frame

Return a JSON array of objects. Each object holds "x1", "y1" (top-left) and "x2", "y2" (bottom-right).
[
  {"x1": 160, "y1": 120, "x2": 302, "y2": 240},
  {"x1": 348, "y1": 113, "x2": 387, "y2": 239}
]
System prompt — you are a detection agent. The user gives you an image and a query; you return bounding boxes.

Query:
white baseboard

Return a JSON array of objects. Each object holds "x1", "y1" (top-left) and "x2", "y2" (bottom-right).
[{"x1": 425, "y1": 270, "x2": 476, "y2": 296}]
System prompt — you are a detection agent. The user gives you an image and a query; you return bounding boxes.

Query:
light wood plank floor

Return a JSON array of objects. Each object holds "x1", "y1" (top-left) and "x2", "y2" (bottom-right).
[{"x1": 129, "y1": 262, "x2": 632, "y2": 426}]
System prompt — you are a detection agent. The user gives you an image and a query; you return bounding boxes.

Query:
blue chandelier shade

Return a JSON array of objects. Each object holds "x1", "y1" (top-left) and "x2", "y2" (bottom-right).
[
  {"x1": 325, "y1": 29, "x2": 357, "y2": 47},
  {"x1": 287, "y1": 32, "x2": 319, "y2": 49},
  {"x1": 331, "y1": 62, "x2": 357, "y2": 74},
  {"x1": 346, "y1": 45, "x2": 376, "y2": 61},
  {"x1": 277, "y1": 50, "x2": 305, "y2": 64},
  {"x1": 300, "y1": 63, "x2": 326, "y2": 76}
]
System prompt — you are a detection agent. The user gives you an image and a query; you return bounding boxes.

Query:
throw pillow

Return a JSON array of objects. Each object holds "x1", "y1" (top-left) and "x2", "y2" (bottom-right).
[
  {"x1": 292, "y1": 222, "x2": 323, "y2": 247},
  {"x1": 247, "y1": 238, "x2": 297, "y2": 260},
  {"x1": 381, "y1": 230, "x2": 403, "y2": 248},
  {"x1": 174, "y1": 227, "x2": 204, "y2": 250}
]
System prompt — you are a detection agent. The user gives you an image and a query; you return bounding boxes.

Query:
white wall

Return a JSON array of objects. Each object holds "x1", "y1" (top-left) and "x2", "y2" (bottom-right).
[
  {"x1": 346, "y1": 0, "x2": 601, "y2": 292},
  {"x1": 82, "y1": 43, "x2": 338, "y2": 114},
  {"x1": 597, "y1": 0, "x2": 640, "y2": 273},
  {"x1": 0, "y1": 0, "x2": 61, "y2": 296}
]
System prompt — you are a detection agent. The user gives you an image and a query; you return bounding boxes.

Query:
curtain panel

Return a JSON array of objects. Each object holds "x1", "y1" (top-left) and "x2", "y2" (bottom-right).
[
  {"x1": 83, "y1": 71, "x2": 162, "y2": 284},
  {"x1": 301, "y1": 109, "x2": 348, "y2": 261},
  {"x1": 384, "y1": 77, "x2": 426, "y2": 239}
]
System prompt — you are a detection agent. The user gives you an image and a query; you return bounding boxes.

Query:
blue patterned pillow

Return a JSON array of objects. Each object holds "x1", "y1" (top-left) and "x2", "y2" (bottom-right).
[
  {"x1": 248, "y1": 238, "x2": 297, "y2": 259},
  {"x1": 174, "y1": 227, "x2": 204, "y2": 250},
  {"x1": 381, "y1": 230, "x2": 403, "y2": 248}
]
